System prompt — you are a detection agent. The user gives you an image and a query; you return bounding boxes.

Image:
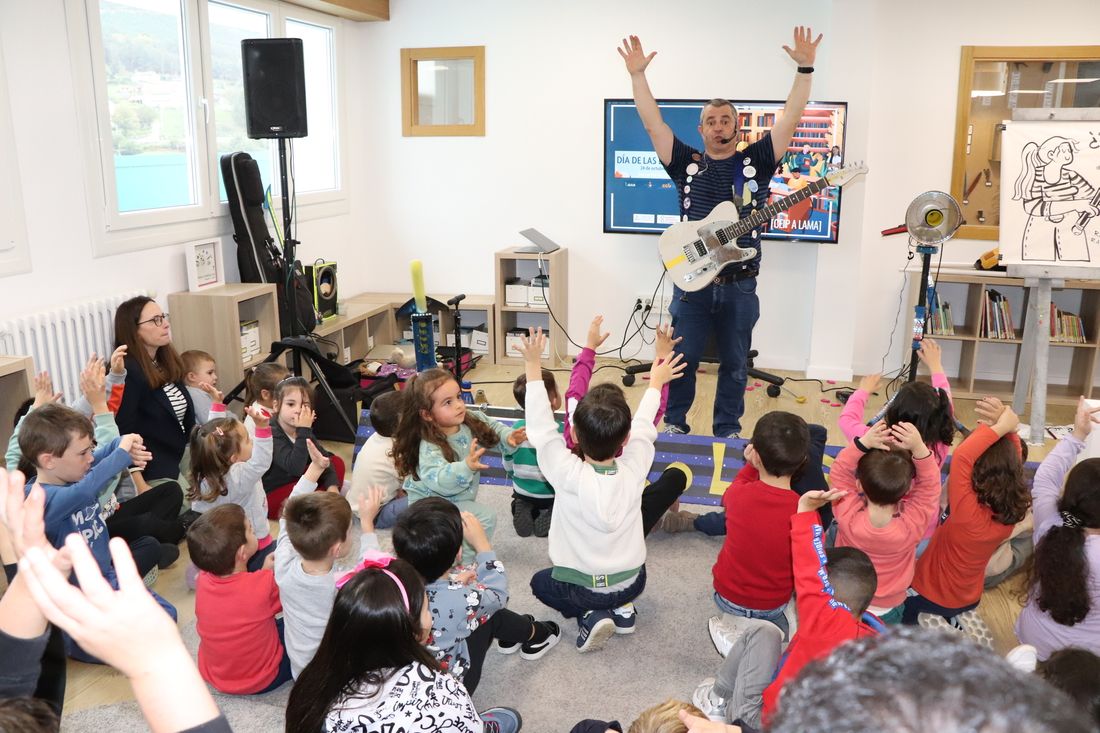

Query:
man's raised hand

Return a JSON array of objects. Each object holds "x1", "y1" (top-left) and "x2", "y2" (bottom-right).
[
  {"x1": 617, "y1": 35, "x2": 656, "y2": 75},
  {"x1": 782, "y1": 25, "x2": 822, "y2": 67}
]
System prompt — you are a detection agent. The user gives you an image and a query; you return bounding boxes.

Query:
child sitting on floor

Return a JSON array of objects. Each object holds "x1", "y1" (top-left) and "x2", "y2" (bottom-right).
[
  {"x1": 187, "y1": 503, "x2": 291, "y2": 695},
  {"x1": 262, "y1": 376, "x2": 344, "y2": 519},
  {"x1": 906, "y1": 396, "x2": 1027, "y2": 624},
  {"x1": 519, "y1": 328, "x2": 688, "y2": 652},
  {"x1": 349, "y1": 389, "x2": 407, "y2": 529},
  {"x1": 393, "y1": 497, "x2": 560, "y2": 693},
  {"x1": 242, "y1": 362, "x2": 290, "y2": 437},
  {"x1": 188, "y1": 405, "x2": 277, "y2": 571},
  {"x1": 275, "y1": 442, "x2": 381, "y2": 677},
  {"x1": 391, "y1": 367, "x2": 525, "y2": 560},
  {"x1": 504, "y1": 367, "x2": 562, "y2": 537},
  {"x1": 828, "y1": 420, "x2": 941, "y2": 623},
  {"x1": 181, "y1": 349, "x2": 221, "y2": 423},
  {"x1": 694, "y1": 488, "x2": 880, "y2": 728},
  {"x1": 710, "y1": 411, "x2": 811, "y2": 640}
]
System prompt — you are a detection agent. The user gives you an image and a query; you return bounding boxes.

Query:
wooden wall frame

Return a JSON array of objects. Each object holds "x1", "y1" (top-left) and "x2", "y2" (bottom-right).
[
  {"x1": 951, "y1": 45, "x2": 1100, "y2": 241},
  {"x1": 401, "y1": 46, "x2": 485, "y2": 136}
]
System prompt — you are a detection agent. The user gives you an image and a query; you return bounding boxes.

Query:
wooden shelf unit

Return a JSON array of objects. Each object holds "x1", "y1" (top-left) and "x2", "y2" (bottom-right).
[
  {"x1": 494, "y1": 247, "x2": 568, "y2": 366},
  {"x1": 0, "y1": 355, "x2": 33, "y2": 450},
  {"x1": 346, "y1": 293, "x2": 496, "y2": 365},
  {"x1": 907, "y1": 268, "x2": 1100, "y2": 406},
  {"x1": 168, "y1": 283, "x2": 281, "y2": 381}
]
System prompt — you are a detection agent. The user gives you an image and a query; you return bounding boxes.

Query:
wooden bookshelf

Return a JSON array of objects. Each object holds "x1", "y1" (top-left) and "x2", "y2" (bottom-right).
[
  {"x1": 907, "y1": 268, "x2": 1100, "y2": 406},
  {"x1": 494, "y1": 247, "x2": 568, "y2": 366},
  {"x1": 0, "y1": 355, "x2": 33, "y2": 450},
  {"x1": 346, "y1": 293, "x2": 495, "y2": 365}
]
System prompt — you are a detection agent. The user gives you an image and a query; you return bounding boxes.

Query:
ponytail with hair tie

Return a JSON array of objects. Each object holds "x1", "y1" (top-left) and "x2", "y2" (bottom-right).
[{"x1": 1061, "y1": 510, "x2": 1085, "y2": 529}]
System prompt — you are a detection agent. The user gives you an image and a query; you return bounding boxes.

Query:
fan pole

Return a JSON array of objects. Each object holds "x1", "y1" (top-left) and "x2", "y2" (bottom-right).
[{"x1": 907, "y1": 245, "x2": 937, "y2": 382}]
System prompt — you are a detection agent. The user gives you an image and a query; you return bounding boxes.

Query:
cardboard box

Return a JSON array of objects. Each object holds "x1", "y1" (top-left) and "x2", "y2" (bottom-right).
[
  {"x1": 505, "y1": 277, "x2": 529, "y2": 306},
  {"x1": 505, "y1": 328, "x2": 549, "y2": 357},
  {"x1": 240, "y1": 320, "x2": 260, "y2": 360}
]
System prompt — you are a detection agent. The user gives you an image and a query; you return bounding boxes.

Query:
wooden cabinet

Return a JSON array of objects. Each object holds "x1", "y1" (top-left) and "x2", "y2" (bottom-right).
[
  {"x1": 494, "y1": 247, "x2": 568, "y2": 366},
  {"x1": 0, "y1": 355, "x2": 33, "y2": 449},
  {"x1": 168, "y1": 283, "x2": 280, "y2": 381},
  {"x1": 906, "y1": 268, "x2": 1100, "y2": 405},
  {"x1": 346, "y1": 293, "x2": 496, "y2": 365}
]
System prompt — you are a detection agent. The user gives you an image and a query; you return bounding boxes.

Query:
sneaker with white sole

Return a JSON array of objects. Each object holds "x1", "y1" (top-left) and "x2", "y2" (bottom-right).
[
  {"x1": 662, "y1": 423, "x2": 689, "y2": 435},
  {"x1": 576, "y1": 610, "x2": 616, "y2": 653},
  {"x1": 708, "y1": 614, "x2": 755, "y2": 658},
  {"x1": 481, "y1": 706, "x2": 523, "y2": 733},
  {"x1": 691, "y1": 677, "x2": 729, "y2": 723},
  {"x1": 496, "y1": 614, "x2": 533, "y2": 655},
  {"x1": 520, "y1": 621, "x2": 561, "y2": 660},
  {"x1": 611, "y1": 603, "x2": 637, "y2": 634}
]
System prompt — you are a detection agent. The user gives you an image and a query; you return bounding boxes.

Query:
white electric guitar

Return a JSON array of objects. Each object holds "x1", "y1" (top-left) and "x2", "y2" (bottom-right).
[{"x1": 659, "y1": 163, "x2": 868, "y2": 291}]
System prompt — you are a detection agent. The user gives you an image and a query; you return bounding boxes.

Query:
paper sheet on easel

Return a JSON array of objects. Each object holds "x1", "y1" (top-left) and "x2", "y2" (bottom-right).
[{"x1": 1000, "y1": 121, "x2": 1100, "y2": 267}]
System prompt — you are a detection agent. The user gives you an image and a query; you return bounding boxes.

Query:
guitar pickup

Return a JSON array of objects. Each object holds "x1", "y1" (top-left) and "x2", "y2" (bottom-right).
[{"x1": 683, "y1": 240, "x2": 707, "y2": 262}]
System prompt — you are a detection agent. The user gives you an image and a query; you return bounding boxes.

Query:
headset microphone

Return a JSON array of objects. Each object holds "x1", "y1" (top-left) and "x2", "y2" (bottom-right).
[{"x1": 718, "y1": 137, "x2": 732, "y2": 145}]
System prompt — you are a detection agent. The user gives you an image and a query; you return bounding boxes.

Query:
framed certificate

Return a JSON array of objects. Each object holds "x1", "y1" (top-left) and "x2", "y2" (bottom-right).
[{"x1": 184, "y1": 238, "x2": 225, "y2": 291}]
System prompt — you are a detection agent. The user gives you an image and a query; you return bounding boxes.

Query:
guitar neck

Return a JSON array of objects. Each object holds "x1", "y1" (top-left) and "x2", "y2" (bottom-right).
[{"x1": 725, "y1": 177, "x2": 831, "y2": 241}]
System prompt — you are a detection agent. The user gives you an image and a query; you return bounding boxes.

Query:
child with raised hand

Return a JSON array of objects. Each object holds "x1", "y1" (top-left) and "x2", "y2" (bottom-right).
[
  {"x1": 242, "y1": 362, "x2": 290, "y2": 437},
  {"x1": 181, "y1": 350, "x2": 221, "y2": 424},
  {"x1": 262, "y1": 376, "x2": 344, "y2": 519},
  {"x1": 520, "y1": 327, "x2": 689, "y2": 652},
  {"x1": 393, "y1": 498, "x2": 560, "y2": 693},
  {"x1": 187, "y1": 503, "x2": 290, "y2": 695},
  {"x1": 392, "y1": 367, "x2": 525, "y2": 558},
  {"x1": 1017, "y1": 396, "x2": 1100, "y2": 660},
  {"x1": 286, "y1": 555, "x2": 523, "y2": 733},
  {"x1": 188, "y1": 405, "x2": 277, "y2": 571},
  {"x1": 505, "y1": 366, "x2": 562, "y2": 537},
  {"x1": 275, "y1": 441, "x2": 383, "y2": 677},
  {"x1": 905, "y1": 396, "x2": 1027, "y2": 624},
  {"x1": 697, "y1": 487, "x2": 879, "y2": 728},
  {"x1": 828, "y1": 420, "x2": 941, "y2": 623},
  {"x1": 840, "y1": 339, "x2": 956, "y2": 467},
  {"x1": 349, "y1": 389, "x2": 408, "y2": 529}
]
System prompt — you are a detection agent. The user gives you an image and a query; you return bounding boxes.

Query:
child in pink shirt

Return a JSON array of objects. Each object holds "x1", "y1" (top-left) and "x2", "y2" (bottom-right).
[{"x1": 828, "y1": 421, "x2": 941, "y2": 623}]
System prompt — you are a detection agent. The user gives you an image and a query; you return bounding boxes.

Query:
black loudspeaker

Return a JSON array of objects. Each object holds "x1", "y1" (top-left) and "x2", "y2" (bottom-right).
[
  {"x1": 305, "y1": 261, "x2": 338, "y2": 320},
  {"x1": 242, "y1": 38, "x2": 308, "y2": 139}
]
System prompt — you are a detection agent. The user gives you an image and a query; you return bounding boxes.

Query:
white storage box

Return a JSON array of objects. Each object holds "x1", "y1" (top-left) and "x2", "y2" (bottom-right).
[{"x1": 505, "y1": 278, "x2": 530, "y2": 307}]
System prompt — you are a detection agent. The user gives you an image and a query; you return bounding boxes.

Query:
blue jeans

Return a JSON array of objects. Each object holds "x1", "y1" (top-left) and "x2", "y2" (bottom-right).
[
  {"x1": 252, "y1": 618, "x2": 294, "y2": 694},
  {"x1": 375, "y1": 494, "x2": 409, "y2": 530},
  {"x1": 714, "y1": 591, "x2": 789, "y2": 639},
  {"x1": 531, "y1": 566, "x2": 647, "y2": 621},
  {"x1": 666, "y1": 279, "x2": 760, "y2": 436}
]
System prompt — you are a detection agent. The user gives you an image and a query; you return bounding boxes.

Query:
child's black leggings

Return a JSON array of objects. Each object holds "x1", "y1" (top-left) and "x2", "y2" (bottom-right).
[{"x1": 462, "y1": 608, "x2": 535, "y2": 694}]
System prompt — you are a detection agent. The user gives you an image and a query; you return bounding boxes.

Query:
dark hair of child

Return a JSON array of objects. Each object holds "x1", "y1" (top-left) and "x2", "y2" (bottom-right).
[
  {"x1": 286, "y1": 559, "x2": 435, "y2": 733},
  {"x1": 368, "y1": 389, "x2": 404, "y2": 438},
  {"x1": 244, "y1": 362, "x2": 291, "y2": 408},
  {"x1": 283, "y1": 492, "x2": 352, "y2": 561},
  {"x1": 825, "y1": 546, "x2": 878, "y2": 616},
  {"x1": 186, "y1": 504, "x2": 248, "y2": 576},
  {"x1": 856, "y1": 448, "x2": 917, "y2": 505},
  {"x1": 392, "y1": 368, "x2": 501, "y2": 481},
  {"x1": 572, "y1": 383, "x2": 631, "y2": 461},
  {"x1": 1030, "y1": 458, "x2": 1100, "y2": 626},
  {"x1": 512, "y1": 368, "x2": 558, "y2": 406},
  {"x1": 1039, "y1": 648, "x2": 1100, "y2": 726},
  {"x1": 750, "y1": 411, "x2": 810, "y2": 478},
  {"x1": 885, "y1": 381, "x2": 955, "y2": 449},
  {"x1": 17, "y1": 404, "x2": 94, "y2": 469},
  {"x1": 274, "y1": 376, "x2": 315, "y2": 408},
  {"x1": 392, "y1": 497, "x2": 463, "y2": 581},
  {"x1": 186, "y1": 417, "x2": 246, "y2": 502},
  {"x1": 972, "y1": 434, "x2": 1030, "y2": 525}
]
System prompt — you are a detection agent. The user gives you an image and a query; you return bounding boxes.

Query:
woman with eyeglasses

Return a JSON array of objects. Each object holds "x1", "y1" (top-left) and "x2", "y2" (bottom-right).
[{"x1": 108, "y1": 296, "x2": 191, "y2": 547}]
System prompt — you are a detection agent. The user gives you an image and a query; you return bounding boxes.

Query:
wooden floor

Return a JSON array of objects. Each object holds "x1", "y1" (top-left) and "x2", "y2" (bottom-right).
[{"x1": 57, "y1": 359, "x2": 1071, "y2": 712}]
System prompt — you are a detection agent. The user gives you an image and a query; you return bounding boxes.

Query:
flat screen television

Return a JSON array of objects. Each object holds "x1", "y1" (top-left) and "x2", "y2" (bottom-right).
[{"x1": 603, "y1": 99, "x2": 848, "y2": 243}]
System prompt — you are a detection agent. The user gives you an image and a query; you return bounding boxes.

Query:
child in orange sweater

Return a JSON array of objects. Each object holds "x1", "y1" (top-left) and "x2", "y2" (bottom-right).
[{"x1": 827, "y1": 421, "x2": 940, "y2": 623}]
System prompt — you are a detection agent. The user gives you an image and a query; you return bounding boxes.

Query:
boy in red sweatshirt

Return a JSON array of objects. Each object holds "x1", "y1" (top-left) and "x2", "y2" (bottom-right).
[{"x1": 693, "y1": 488, "x2": 880, "y2": 727}]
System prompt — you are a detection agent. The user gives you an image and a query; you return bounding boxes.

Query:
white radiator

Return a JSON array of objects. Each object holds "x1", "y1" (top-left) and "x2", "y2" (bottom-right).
[{"x1": 0, "y1": 291, "x2": 146, "y2": 403}]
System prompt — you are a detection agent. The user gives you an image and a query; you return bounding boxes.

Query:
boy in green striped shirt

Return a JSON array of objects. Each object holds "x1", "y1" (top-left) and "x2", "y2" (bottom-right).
[{"x1": 503, "y1": 369, "x2": 561, "y2": 537}]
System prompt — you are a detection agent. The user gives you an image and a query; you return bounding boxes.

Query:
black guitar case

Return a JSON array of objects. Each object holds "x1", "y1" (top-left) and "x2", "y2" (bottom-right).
[{"x1": 221, "y1": 152, "x2": 318, "y2": 337}]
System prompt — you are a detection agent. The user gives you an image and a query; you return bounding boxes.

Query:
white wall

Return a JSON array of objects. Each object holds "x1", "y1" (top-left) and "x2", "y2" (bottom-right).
[{"x1": 4, "y1": 0, "x2": 1099, "y2": 380}]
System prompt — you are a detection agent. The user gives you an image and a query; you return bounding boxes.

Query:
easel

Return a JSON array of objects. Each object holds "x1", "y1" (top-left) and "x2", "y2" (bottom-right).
[
  {"x1": 1007, "y1": 108, "x2": 1100, "y2": 443},
  {"x1": 1009, "y1": 265, "x2": 1100, "y2": 443}
]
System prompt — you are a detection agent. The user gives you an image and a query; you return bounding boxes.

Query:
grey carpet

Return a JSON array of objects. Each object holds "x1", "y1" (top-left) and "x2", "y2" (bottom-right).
[{"x1": 61, "y1": 484, "x2": 723, "y2": 732}]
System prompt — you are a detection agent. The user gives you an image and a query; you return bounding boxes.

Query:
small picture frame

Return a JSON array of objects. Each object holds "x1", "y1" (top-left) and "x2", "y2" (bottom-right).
[{"x1": 184, "y1": 238, "x2": 225, "y2": 292}]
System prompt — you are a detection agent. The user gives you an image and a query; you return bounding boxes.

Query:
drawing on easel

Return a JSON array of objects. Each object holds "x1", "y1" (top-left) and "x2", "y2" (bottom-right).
[{"x1": 1001, "y1": 121, "x2": 1100, "y2": 265}]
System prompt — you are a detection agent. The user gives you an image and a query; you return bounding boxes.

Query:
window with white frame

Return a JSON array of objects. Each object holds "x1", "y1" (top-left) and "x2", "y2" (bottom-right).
[{"x1": 67, "y1": 0, "x2": 345, "y2": 254}]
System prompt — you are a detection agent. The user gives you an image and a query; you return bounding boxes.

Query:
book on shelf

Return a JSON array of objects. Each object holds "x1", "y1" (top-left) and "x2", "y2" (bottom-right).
[
  {"x1": 980, "y1": 289, "x2": 1015, "y2": 340},
  {"x1": 1051, "y1": 303, "x2": 1086, "y2": 344},
  {"x1": 927, "y1": 290, "x2": 955, "y2": 336}
]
